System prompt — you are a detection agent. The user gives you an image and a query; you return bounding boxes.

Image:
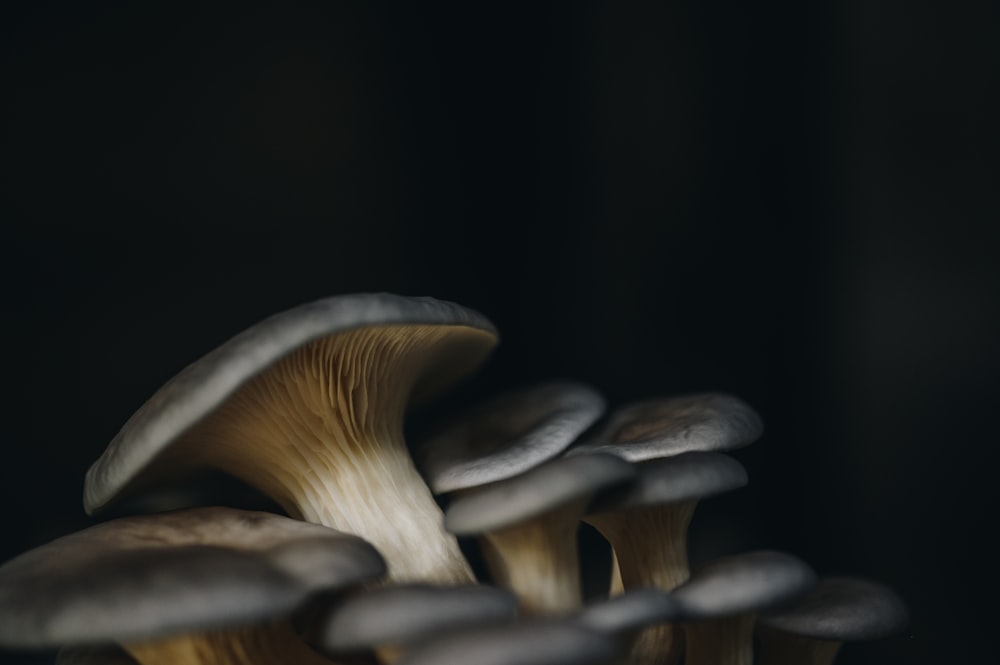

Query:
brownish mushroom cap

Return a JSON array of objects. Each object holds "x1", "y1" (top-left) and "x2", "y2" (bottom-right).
[{"x1": 83, "y1": 293, "x2": 498, "y2": 584}]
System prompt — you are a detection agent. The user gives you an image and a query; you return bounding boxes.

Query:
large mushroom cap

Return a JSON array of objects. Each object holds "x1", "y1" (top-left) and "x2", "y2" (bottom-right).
[
  {"x1": 0, "y1": 507, "x2": 386, "y2": 648},
  {"x1": 444, "y1": 453, "x2": 635, "y2": 535},
  {"x1": 84, "y1": 293, "x2": 498, "y2": 515},
  {"x1": 415, "y1": 381, "x2": 606, "y2": 494},
  {"x1": 568, "y1": 393, "x2": 763, "y2": 462},
  {"x1": 673, "y1": 550, "x2": 817, "y2": 619},
  {"x1": 318, "y1": 583, "x2": 519, "y2": 651},
  {"x1": 395, "y1": 619, "x2": 620, "y2": 665},
  {"x1": 758, "y1": 576, "x2": 909, "y2": 641},
  {"x1": 588, "y1": 451, "x2": 748, "y2": 514}
]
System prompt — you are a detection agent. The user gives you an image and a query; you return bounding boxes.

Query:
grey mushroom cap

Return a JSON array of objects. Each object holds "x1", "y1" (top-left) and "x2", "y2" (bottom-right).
[
  {"x1": 578, "y1": 588, "x2": 682, "y2": 635},
  {"x1": 568, "y1": 393, "x2": 763, "y2": 462},
  {"x1": 758, "y1": 576, "x2": 909, "y2": 641},
  {"x1": 84, "y1": 293, "x2": 498, "y2": 515},
  {"x1": 0, "y1": 507, "x2": 386, "y2": 648},
  {"x1": 416, "y1": 381, "x2": 606, "y2": 494},
  {"x1": 673, "y1": 550, "x2": 817, "y2": 620},
  {"x1": 444, "y1": 453, "x2": 636, "y2": 535},
  {"x1": 56, "y1": 645, "x2": 138, "y2": 665},
  {"x1": 396, "y1": 619, "x2": 620, "y2": 665},
  {"x1": 588, "y1": 451, "x2": 748, "y2": 514},
  {"x1": 319, "y1": 583, "x2": 519, "y2": 651}
]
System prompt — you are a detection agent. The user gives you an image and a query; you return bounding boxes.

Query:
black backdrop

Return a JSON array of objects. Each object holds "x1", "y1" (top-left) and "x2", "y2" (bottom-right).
[{"x1": 2, "y1": 2, "x2": 997, "y2": 663}]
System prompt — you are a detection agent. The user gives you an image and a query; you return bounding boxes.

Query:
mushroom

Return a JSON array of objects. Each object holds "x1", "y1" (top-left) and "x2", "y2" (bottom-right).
[
  {"x1": 577, "y1": 588, "x2": 681, "y2": 663},
  {"x1": 0, "y1": 507, "x2": 387, "y2": 665},
  {"x1": 755, "y1": 576, "x2": 909, "y2": 665},
  {"x1": 317, "y1": 583, "x2": 519, "y2": 663},
  {"x1": 395, "y1": 618, "x2": 621, "y2": 665},
  {"x1": 567, "y1": 392, "x2": 763, "y2": 462},
  {"x1": 83, "y1": 293, "x2": 498, "y2": 584},
  {"x1": 414, "y1": 381, "x2": 606, "y2": 494},
  {"x1": 672, "y1": 550, "x2": 817, "y2": 665},
  {"x1": 444, "y1": 453, "x2": 635, "y2": 613},
  {"x1": 582, "y1": 452, "x2": 748, "y2": 664}
]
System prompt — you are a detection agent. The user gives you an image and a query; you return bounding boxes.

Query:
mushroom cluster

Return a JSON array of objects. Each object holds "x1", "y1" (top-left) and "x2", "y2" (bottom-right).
[{"x1": 0, "y1": 293, "x2": 909, "y2": 665}]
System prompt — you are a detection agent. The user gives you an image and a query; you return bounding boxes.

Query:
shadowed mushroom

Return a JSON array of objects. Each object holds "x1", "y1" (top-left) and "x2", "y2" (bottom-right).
[
  {"x1": 396, "y1": 618, "x2": 621, "y2": 665},
  {"x1": 414, "y1": 381, "x2": 606, "y2": 494},
  {"x1": 444, "y1": 453, "x2": 635, "y2": 613},
  {"x1": 577, "y1": 588, "x2": 681, "y2": 663},
  {"x1": 317, "y1": 583, "x2": 519, "y2": 663},
  {"x1": 83, "y1": 293, "x2": 498, "y2": 584},
  {"x1": 672, "y1": 550, "x2": 817, "y2": 665},
  {"x1": 582, "y1": 452, "x2": 748, "y2": 664},
  {"x1": 0, "y1": 507, "x2": 386, "y2": 665},
  {"x1": 755, "y1": 576, "x2": 909, "y2": 665}
]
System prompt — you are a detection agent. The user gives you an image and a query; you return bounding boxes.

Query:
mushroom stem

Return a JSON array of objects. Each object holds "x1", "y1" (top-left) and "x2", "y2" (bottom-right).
[
  {"x1": 681, "y1": 614, "x2": 756, "y2": 665},
  {"x1": 755, "y1": 630, "x2": 843, "y2": 665},
  {"x1": 477, "y1": 499, "x2": 588, "y2": 614},
  {"x1": 124, "y1": 621, "x2": 336, "y2": 665},
  {"x1": 585, "y1": 500, "x2": 696, "y2": 665},
  {"x1": 165, "y1": 326, "x2": 485, "y2": 584},
  {"x1": 609, "y1": 550, "x2": 624, "y2": 596}
]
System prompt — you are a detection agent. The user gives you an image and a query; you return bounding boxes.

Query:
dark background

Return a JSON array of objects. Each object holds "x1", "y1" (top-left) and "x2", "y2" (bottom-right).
[{"x1": 2, "y1": 1, "x2": 997, "y2": 663}]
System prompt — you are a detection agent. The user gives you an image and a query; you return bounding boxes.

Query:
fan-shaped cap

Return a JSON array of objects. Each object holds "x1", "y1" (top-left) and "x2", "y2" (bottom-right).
[
  {"x1": 758, "y1": 576, "x2": 908, "y2": 641},
  {"x1": 673, "y1": 550, "x2": 816, "y2": 620},
  {"x1": 568, "y1": 393, "x2": 763, "y2": 462},
  {"x1": 588, "y1": 451, "x2": 747, "y2": 514},
  {"x1": 84, "y1": 293, "x2": 498, "y2": 514},
  {"x1": 396, "y1": 619, "x2": 619, "y2": 665},
  {"x1": 578, "y1": 588, "x2": 682, "y2": 635},
  {"x1": 444, "y1": 453, "x2": 635, "y2": 535},
  {"x1": 0, "y1": 507, "x2": 386, "y2": 649},
  {"x1": 319, "y1": 583, "x2": 519, "y2": 651},
  {"x1": 416, "y1": 381, "x2": 606, "y2": 494}
]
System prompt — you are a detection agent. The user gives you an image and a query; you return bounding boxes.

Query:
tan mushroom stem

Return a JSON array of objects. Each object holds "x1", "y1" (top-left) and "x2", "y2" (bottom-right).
[
  {"x1": 584, "y1": 500, "x2": 697, "y2": 665},
  {"x1": 755, "y1": 629, "x2": 843, "y2": 665},
  {"x1": 681, "y1": 614, "x2": 756, "y2": 665},
  {"x1": 124, "y1": 620, "x2": 335, "y2": 665},
  {"x1": 476, "y1": 498, "x2": 590, "y2": 614},
  {"x1": 155, "y1": 325, "x2": 494, "y2": 584}
]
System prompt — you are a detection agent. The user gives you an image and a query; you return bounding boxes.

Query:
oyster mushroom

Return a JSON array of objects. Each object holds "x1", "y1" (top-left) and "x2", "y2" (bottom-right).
[
  {"x1": 317, "y1": 583, "x2": 518, "y2": 663},
  {"x1": 444, "y1": 453, "x2": 634, "y2": 613},
  {"x1": 84, "y1": 293, "x2": 498, "y2": 583},
  {"x1": 414, "y1": 381, "x2": 606, "y2": 494},
  {"x1": 577, "y1": 588, "x2": 681, "y2": 663},
  {"x1": 0, "y1": 507, "x2": 386, "y2": 665},
  {"x1": 582, "y1": 452, "x2": 748, "y2": 664},
  {"x1": 672, "y1": 550, "x2": 817, "y2": 665},
  {"x1": 755, "y1": 576, "x2": 909, "y2": 665}
]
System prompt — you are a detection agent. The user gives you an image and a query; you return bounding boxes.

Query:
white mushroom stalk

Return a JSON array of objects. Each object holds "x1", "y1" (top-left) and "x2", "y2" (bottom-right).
[{"x1": 83, "y1": 294, "x2": 499, "y2": 584}]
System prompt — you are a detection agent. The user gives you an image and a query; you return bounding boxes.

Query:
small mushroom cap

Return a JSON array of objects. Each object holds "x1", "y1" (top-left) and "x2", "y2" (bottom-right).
[
  {"x1": 318, "y1": 583, "x2": 518, "y2": 651},
  {"x1": 568, "y1": 393, "x2": 763, "y2": 462},
  {"x1": 416, "y1": 381, "x2": 606, "y2": 494},
  {"x1": 0, "y1": 507, "x2": 386, "y2": 648},
  {"x1": 758, "y1": 576, "x2": 909, "y2": 641},
  {"x1": 444, "y1": 453, "x2": 636, "y2": 535},
  {"x1": 673, "y1": 550, "x2": 816, "y2": 620},
  {"x1": 84, "y1": 293, "x2": 498, "y2": 515},
  {"x1": 578, "y1": 588, "x2": 682, "y2": 635},
  {"x1": 588, "y1": 451, "x2": 748, "y2": 514},
  {"x1": 56, "y1": 646, "x2": 138, "y2": 665},
  {"x1": 396, "y1": 619, "x2": 620, "y2": 665}
]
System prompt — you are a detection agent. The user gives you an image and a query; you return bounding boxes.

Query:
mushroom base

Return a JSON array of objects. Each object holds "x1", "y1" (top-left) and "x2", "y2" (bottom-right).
[
  {"x1": 124, "y1": 621, "x2": 333, "y2": 665},
  {"x1": 682, "y1": 614, "x2": 755, "y2": 665},
  {"x1": 477, "y1": 499, "x2": 589, "y2": 614}
]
